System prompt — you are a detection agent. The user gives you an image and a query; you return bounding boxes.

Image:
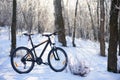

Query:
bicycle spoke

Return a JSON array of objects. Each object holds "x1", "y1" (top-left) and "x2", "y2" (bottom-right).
[
  {"x1": 50, "y1": 54, "x2": 54, "y2": 59},
  {"x1": 14, "y1": 62, "x2": 18, "y2": 67},
  {"x1": 11, "y1": 47, "x2": 34, "y2": 74},
  {"x1": 62, "y1": 60, "x2": 66, "y2": 65},
  {"x1": 48, "y1": 47, "x2": 68, "y2": 72}
]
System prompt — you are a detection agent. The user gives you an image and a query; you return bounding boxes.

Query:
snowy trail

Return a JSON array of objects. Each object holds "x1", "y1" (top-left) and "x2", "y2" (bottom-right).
[
  {"x1": 0, "y1": 56, "x2": 80, "y2": 80},
  {"x1": 0, "y1": 55, "x2": 119, "y2": 80},
  {"x1": 0, "y1": 27, "x2": 120, "y2": 80}
]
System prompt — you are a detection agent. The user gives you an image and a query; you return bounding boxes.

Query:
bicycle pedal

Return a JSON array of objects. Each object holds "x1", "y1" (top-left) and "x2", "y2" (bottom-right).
[{"x1": 43, "y1": 62, "x2": 49, "y2": 65}]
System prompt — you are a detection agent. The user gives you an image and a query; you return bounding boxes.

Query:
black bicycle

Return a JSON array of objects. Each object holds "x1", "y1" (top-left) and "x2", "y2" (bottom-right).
[{"x1": 11, "y1": 32, "x2": 68, "y2": 74}]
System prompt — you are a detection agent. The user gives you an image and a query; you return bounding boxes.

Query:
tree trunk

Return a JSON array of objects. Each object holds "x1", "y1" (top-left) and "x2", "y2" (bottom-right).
[
  {"x1": 100, "y1": 0, "x2": 105, "y2": 56},
  {"x1": 97, "y1": 0, "x2": 100, "y2": 41},
  {"x1": 108, "y1": 0, "x2": 119, "y2": 73},
  {"x1": 97, "y1": 0, "x2": 101, "y2": 42},
  {"x1": 66, "y1": 0, "x2": 71, "y2": 36},
  {"x1": 97, "y1": 0, "x2": 100, "y2": 29},
  {"x1": 54, "y1": 0, "x2": 66, "y2": 46},
  {"x1": 86, "y1": 0, "x2": 97, "y2": 41},
  {"x1": 10, "y1": 0, "x2": 17, "y2": 56},
  {"x1": 72, "y1": 0, "x2": 79, "y2": 47},
  {"x1": 119, "y1": 12, "x2": 120, "y2": 56},
  {"x1": 104, "y1": 0, "x2": 110, "y2": 42}
]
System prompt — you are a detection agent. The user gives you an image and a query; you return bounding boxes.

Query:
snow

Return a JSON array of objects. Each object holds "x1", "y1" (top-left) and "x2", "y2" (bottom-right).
[{"x1": 0, "y1": 27, "x2": 120, "y2": 80}]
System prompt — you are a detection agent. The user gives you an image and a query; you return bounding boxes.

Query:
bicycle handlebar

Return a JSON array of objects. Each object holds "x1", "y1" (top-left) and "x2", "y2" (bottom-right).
[
  {"x1": 23, "y1": 31, "x2": 59, "y2": 37},
  {"x1": 42, "y1": 31, "x2": 58, "y2": 37}
]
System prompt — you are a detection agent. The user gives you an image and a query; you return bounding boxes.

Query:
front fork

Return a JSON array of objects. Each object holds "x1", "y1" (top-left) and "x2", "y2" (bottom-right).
[{"x1": 52, "y1": 47, "x2": 60, "y2": 60}]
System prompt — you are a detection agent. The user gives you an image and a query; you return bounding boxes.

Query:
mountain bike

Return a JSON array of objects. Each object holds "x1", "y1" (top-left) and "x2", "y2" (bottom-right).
[{"x1": 11, "y1": 32, "x2": 68, "y2": 74}]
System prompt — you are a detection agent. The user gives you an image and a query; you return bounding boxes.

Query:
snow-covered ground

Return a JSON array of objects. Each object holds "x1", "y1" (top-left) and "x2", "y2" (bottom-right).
[{"x1": 0, "y1": 27, "x2": 120, "y2": 80}]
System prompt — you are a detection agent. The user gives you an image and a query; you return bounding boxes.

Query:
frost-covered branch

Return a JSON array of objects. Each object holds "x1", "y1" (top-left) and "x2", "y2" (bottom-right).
[{"x1": 115, "y1": 5, "x2": 120, "y2": 10}]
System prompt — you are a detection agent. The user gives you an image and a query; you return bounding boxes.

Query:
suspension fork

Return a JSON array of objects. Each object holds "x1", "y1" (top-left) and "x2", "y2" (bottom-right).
[{"x1": 52, "y1": 47, "x2": 60, "y2": 60}]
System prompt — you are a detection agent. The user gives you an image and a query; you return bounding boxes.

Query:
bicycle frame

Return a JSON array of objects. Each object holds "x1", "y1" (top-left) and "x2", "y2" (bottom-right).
[{"x1": 28, "y1": 35, "x2": 53, "y2": 60}]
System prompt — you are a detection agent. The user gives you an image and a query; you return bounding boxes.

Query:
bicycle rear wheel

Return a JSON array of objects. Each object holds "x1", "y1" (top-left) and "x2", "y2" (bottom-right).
[
  {"x1": 11, "y1": 47, "x2": 35, "y2": 74},
  {"x1": 48, "y1": 47, "x2": 68, "y2": 72}
]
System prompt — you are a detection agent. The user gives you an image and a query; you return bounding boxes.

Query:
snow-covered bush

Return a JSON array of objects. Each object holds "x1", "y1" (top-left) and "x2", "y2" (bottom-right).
[{"x1": 68, "y1": 54, "x2": 90, "y2": 77}]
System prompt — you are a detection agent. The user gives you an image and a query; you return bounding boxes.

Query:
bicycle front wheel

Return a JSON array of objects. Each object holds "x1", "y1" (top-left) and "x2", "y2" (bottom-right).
[
  {"x1": 48, "y1": 47, "x2": 68, "y2": 72},
  {"x1": 11, "y1": 47, "x2": 35, "y2": 74}
]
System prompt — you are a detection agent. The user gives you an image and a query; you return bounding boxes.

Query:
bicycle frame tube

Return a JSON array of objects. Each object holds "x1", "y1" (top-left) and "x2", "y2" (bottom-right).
[
  {"x1": 30, "y1": 36, "x2": 52, "y2": 59},
  {"x1": 28, "y1": 35, "x2": 38, "y2": 58},
  {"x1": 39, "y1": 40, "x2": 50, "y2": 58}
]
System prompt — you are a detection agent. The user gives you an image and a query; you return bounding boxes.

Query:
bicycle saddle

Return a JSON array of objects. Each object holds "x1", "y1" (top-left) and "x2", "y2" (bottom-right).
[{"x1": 23, "y1": 33, "x2": 34, "y2": 36}]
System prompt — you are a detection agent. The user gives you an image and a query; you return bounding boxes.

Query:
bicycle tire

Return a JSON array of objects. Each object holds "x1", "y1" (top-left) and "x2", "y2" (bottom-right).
[
  {"x1": 11, "y1": 47, "x2": 35, "y2": 74},
  {"x1": 48, "y1": 47, "x2": 68, "y2": 72}
]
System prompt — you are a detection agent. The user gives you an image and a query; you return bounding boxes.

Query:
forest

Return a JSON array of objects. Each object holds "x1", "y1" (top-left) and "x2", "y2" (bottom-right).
[
  {"x1": 0, "y1": 0, "x2": 111, "y2": 39},
  {"x1": 0, "y1": 0, "x2": 120, "y2": 80}
]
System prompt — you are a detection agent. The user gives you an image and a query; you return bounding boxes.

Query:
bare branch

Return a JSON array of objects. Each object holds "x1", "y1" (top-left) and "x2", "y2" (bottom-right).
[{"x1": 115, "y1": 5, "x2": 120, "y2": 10}]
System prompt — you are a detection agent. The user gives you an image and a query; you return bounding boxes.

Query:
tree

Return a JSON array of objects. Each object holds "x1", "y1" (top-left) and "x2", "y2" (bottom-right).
[
  {"x1": 118, "y1": 9, "x2": 120, "y2": 56},
  {"x1": 97, "y1": 0, "x2": 100, "y2": 29},
  {"x1": 108, "y1": 0, "x2": 120, "y2": 73},
  {"x1": 118, "y1": 10, "x2": 120, "y2": 56},
  {"x1": 10, "y1": 0, "x2": 17, "y2": 56},
  {"x1": 22, "y1": 1, "x2": 34, "y2": 33},
  {"x1": 54, "y1": 0, "x2": 66, "y2": 46},
  {"x1": 65, "y1": 0, "x2": 72, "y2": 36},
  {"x1": 72, "y1": 0, "x2": 79, "y2": 47},
  {"x1": 100, "y1": 0, "x2": 105, "y2": 56},
  {"x1": 86, "y1": 0, "x2": 97, "y2": 41}
]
